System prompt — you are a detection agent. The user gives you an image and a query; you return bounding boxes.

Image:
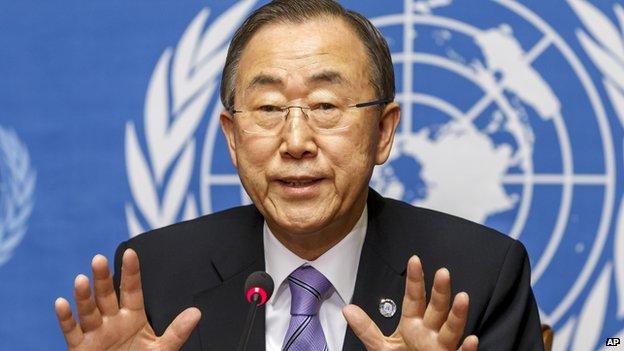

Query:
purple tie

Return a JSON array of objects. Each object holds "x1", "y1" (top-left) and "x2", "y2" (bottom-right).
[{"x1": 281, "y1": 266, "x2": 333, "y2": 351}]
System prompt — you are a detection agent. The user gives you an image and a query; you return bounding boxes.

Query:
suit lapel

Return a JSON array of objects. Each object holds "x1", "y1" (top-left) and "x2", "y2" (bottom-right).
[
  {"x1": 193, "y1": 259, "x2": 266, "y2": 350},
  {"x1": 192, "y1": 207, "x2": 267, "y2": 351},
  {"x1": 342, "y1": 189, "x2": 411, "y2": 350}
]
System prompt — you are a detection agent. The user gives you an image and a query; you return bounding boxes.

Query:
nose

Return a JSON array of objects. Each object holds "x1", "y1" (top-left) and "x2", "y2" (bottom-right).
[{"x1": 279, "y1": 107, "x2": 318, "y2": 159}]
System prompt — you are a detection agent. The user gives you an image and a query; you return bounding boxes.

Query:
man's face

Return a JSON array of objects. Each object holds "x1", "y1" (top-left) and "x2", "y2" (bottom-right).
[{"x1": 221, "y1": 17, "x2": 399, "y2": 237}]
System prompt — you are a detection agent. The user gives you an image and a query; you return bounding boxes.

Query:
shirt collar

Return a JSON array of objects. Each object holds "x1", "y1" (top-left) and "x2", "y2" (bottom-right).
[{"x1": 263, "y1": 205, "x2": 368, "y2": 305}]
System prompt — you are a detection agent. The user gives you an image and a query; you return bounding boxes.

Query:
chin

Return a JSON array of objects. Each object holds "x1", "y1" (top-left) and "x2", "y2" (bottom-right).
[{"x1": 273, "y1": 210, "x2": 331, "y2": 235}]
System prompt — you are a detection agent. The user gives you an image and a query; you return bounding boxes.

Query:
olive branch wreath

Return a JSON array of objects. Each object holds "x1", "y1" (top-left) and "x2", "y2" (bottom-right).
[
  {"x1": 0, "y1": 126, "x2": 36, "y2": 266},
  {"x1": 124, "y1": 0, "x2": 256, "y2": 237},
  {"x1": 556, "y1": 1, "x2": 624, "y2": 350}
]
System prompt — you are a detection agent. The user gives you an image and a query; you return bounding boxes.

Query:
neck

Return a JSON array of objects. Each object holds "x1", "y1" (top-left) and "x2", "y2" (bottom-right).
[{"x1": 267, "y1": 193, "x2": 367, "y2": 261}]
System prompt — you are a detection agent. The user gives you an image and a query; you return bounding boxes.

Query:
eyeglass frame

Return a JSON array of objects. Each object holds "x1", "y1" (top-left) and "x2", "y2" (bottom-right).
[{"x1": 228, "y1": 98, "x2": 392, "y2": 117}]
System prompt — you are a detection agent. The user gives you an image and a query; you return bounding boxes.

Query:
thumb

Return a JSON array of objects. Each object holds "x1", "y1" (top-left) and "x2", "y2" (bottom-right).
[
  {"x1": 158, "y1": 307, "x2": 201, "y2": 350},
  {"x1": 342, "y1": 304, "x2": 385, "y2": 351}
]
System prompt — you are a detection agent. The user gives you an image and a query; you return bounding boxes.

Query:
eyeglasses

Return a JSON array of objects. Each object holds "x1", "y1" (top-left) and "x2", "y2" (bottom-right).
[{"x1": 230, "y1": 98, "x2": 390, "y2": 135}]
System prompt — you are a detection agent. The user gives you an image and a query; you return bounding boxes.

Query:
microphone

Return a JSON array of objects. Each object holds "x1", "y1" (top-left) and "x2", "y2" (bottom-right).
[{"x1": 237, "y1": 271, "x2": 274, "y2": 351}]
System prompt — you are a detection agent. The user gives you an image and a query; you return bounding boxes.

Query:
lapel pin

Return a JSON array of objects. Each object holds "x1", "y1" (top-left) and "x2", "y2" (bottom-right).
[{"x1": 378, "y1": 298, "x2": 397, "y2": 318}]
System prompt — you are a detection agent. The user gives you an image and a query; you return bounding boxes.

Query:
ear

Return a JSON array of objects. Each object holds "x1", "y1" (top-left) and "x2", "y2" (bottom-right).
[
  {"x1": 374, "y1": 102, "x2": 401, "y2": 165},
  {"x1": 219, "y1": 111, "x2": 238, "y2": 169}
]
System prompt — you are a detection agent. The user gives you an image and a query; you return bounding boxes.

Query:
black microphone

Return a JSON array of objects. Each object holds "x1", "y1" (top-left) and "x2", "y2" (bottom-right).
[{"x1": 237, "y1": 271, "x2": 274, "y2": 351}]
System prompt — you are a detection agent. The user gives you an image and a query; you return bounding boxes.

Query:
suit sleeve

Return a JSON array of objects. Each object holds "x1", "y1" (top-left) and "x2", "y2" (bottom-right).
[{"x1": 477, "y1": 240, "x2": 544, "y2": 351}]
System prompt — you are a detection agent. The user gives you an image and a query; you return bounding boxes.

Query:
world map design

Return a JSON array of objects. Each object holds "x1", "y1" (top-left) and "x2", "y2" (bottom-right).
[
  {"x1": 372, "y1": 119, "x2": 520, "y2": 224},
  {"x1": 371, "y1": 23, "x2": 564, "y2": 225}
]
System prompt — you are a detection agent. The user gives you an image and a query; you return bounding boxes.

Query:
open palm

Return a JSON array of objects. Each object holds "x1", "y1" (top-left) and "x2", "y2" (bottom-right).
[
  {"x1": 343, "y1": 256, "x2": 478, "y2": 351},
  {"x1": 54, "y1": 249, "x2": 200, "y2": 351}
]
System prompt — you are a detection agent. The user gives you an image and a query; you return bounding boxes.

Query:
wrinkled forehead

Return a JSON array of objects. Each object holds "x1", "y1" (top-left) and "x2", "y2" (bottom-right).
[{"x1": 235, "y1": 17, "x2": 372, "y2": 98}]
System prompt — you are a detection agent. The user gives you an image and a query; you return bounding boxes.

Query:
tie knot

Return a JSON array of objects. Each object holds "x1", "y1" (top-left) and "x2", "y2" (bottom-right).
[{"x1": 287, "y1": 266, "x2": 333, "y2": 316}]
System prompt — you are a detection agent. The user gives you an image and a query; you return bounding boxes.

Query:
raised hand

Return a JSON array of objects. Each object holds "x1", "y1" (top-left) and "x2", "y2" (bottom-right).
[
  {"x1": 343, "y1": 256, "x2": 478, "y2": 351},
  {"x1": 54, "y1": 249, "x2": 201, "y2": 351}
]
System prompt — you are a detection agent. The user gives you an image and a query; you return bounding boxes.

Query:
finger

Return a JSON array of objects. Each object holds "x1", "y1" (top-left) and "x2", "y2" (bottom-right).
[
  {"x1": 458, "y1": 335, "x2": 479, "y2": 351},
  {"x1": 423, "y1": 268, "x2": 451, "y2": 331},
  {"x1": 342, "y1": 304, "x2": 385, "y2": 351},
  {"x1": 158, "y1": 307, "x2": 202, "y2": 350},
  {"x1": 74, "y1": 274, "x2": 103, "y2": 332},
  {"x1": 400, "y1": 255, "x2": 426, "y2": 320},
  {"x1": 119, "y1": 248, "x2": 145, "y2": 311},
  {"x1": 438, "y1": 292, "x2": 470, "y2": 349},
  {"x1": 55, "y1": 297, "x2": 84, "y2": 347},
  {"x1": 91, "y1": 254, "x2": 119, "y2": 316}
]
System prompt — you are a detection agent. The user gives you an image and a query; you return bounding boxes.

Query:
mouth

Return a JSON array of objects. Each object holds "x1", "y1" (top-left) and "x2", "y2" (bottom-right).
[
  {"x1": 275, "y1": 176, "x2": 325, "y2": 195},
  {"x1": 278, "y1": 178, "x2": 323, "y2": 187}
]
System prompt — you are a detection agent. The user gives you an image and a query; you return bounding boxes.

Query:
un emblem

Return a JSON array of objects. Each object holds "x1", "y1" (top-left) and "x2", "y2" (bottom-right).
[
  {"x1": 0, "y1": 125, "x2": 36, "y2": 267},
  {"x1": 126, "y1": 0, "x2": 624, "y2": 347}
]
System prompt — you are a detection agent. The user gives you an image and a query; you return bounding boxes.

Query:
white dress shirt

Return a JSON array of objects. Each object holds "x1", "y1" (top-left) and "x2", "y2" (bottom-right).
[{"x1": 264, "y1": 206, "x2": 368, "y2": 351}]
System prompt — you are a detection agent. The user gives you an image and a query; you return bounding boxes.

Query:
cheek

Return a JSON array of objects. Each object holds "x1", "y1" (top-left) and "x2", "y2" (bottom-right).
[
  {"x1": 319, "y1": 125, "x2": 376, "y2": 186},
  {"x1": 237, "y1": 134, "x2": 280, "y2": 165},
  {"x1": 236, "y1": 137, "x2": 280, "y2": 188}
]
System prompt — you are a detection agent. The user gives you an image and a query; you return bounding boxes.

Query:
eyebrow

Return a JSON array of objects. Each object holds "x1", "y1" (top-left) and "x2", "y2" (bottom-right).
[
  {"x1": 245, "y1": 70, "x2": 348, "y2": 91},
  {"x1": 308, "y1": 70, "x2": 346, "y2": 85},
  {"x1": 247, "y1": 74, "x2": 283, "y2": 90}
]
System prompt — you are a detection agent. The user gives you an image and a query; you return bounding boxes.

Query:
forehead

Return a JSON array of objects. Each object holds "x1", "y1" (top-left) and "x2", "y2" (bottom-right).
[{"x1": 236, "y1": 16, "x2": 371, "y2": 94}]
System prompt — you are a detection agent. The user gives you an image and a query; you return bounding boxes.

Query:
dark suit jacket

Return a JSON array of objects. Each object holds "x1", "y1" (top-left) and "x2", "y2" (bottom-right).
[{"x1": 113, "y1": 188, "x2": 544, "y2": 350}]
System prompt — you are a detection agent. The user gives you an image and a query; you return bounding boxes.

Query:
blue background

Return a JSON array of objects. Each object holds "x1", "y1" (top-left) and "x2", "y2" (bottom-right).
[{"x1": 1, "y1": 1, "x2": 623, "y2": 349}]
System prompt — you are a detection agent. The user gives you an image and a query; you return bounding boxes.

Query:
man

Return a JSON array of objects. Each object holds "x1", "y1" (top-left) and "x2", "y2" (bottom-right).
[{"x1": 54, "y1": 0, "x2": 544, "y2": 350}]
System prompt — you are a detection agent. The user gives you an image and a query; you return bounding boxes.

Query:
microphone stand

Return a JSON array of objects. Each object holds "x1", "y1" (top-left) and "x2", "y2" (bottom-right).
[{"x1": 237, "y1": 293, "x2": 260, "y2": 351}]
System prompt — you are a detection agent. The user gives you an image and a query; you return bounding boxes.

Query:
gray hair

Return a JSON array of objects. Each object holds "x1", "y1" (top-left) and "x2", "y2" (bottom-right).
[{"x1": 220, "y1": 0, "x2": 395, "y2": 111}]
